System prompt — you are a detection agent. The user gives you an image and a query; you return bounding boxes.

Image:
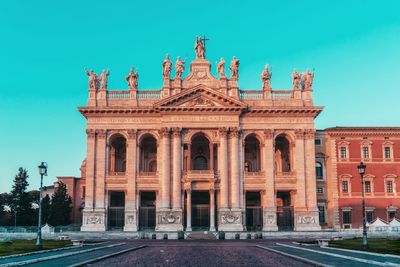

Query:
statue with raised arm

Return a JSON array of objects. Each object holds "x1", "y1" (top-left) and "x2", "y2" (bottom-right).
[
  {"x1": 126, "y1": 67, "x2": 139, "y2": 90},
  {"x1": 292, "y1": 69, "x2": 300, "y2": 90},
  {"x1": 194, "y1": 36, "x2": 205, "y2": 59},
  {"x1": 175, "y1": 56, "x2": 186, "y2": 79},
  {"x1": 100, "y1": 70, "x2": 110, "y2": 90},
  {"x1": 230, "y1": 56, "x2": 240, "y2": 79},
  {"x1": 216, "y1": 58, "x2": 225, "y2": 78},
  {"x1": 301, "y1": 69, "x2": 314, "y2": 91},
  {"x1": 261, "y1": 64, "x2": 272, "y2": 90},
  {"x1": 162, "y1": 54, "x2": 172, "y2": 79},
  {"x1": 84, "y1": 68, "x2": 99, "y2": 90}
]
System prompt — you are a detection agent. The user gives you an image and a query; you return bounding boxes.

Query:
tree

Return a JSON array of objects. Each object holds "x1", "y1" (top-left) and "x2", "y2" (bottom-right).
[
  {"x1": 48, "y1": 182, "x2": 72, "y2": 226},
  {"x1": 41, "y1": 194, "x2": 51, "y2": 225},
  {"x1": 8, "y1": 168, "x2": 35, "y2": 226},
  {"x1": 0, "y1": 193, "x2": 11, "y2": 225}
]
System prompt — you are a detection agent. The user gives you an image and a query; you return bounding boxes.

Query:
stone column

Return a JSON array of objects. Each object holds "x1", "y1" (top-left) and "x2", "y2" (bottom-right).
[
  {"x1": 171, "y1": 127, "x2": 184, "y2": 231},
  {"x1": 124, "y1": 129, "x2": 138, "y2": 231},
  {"x1": 209, "y1": 188, "x2": 216, "y2": 231},
  {"x1": 186, "y1": 189, "x2": 192, "y2": 231},
  {"x1": 218, "y1": 128, "x2": 229, "y2": 208},
  {"x1": 294, "y1": 129, "x2": 308, "y2": 231},
  {"x1": 209, "y1": 143, "x2": 214, "y2": 171},
  {"x1": 159, "y1": 127, "x2": 171, "y2": 209},
  {"x1": 230, "y1": 127, "x2": 240, "y2": 208},
  {"x1": 95, "y1": 129, "x2": 107, "y2": 212},
  {"x1": 262, "y1": 129, "x2": 278, "y2": 231},
  {"x1": 187, "y1": 144, "x2": 191, "y2": 171},
  {"x1": 81, "y1": 129, "x2": 96, "y2": 231}
]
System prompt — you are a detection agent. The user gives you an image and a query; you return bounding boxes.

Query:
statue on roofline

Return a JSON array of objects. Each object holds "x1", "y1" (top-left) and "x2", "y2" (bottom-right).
[
  {"x1": 100, "y1": 70, "x2": 110, "y2": 90},
  {"x1": 301, "y1": 69, "x2": 314, "y2": 91},
  {"x1": 261, "y1": 64, "x2": 272, "y2": 90},
  {"x1": 230, "y1": 56, "x2": 240, "y2": 79},
  {"x1": 216, "y1": 58, "x2": 225, "y2": 78},
  {"x1": 84, "y1": 68, "x2": 99, "y2": 90},
  {"x1": 292, "y1": 69, "x2": 300, "y2": 90},
  {"x1": 194, "y1": 36, "x2": 205, "y2": 59},
  {"x1": 175, "y1": 56, "x2": 186, "y2": 79},
  {"x1": 126, "y1": 67, "x2": 139, "y2": 90},
  {"x1": 162, "y1": 54, "x2": 172, "y2": 79}
]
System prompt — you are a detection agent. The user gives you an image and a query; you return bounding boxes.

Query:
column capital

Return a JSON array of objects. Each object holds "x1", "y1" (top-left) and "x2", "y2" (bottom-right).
[
  {"x1": 127, "y1": 129, "x2": 137, "y2": 139},
  {"x1": 171, "y1": 127, "x2": 182, "y2": 137},
  {"x1": 304, "y1": 129, "x2": 316, "y2": 140},
  {"x1": 96, "y1": 129, "x2": 107, "y2": 139},
  {"x1": 86, "y1": 129, "x2": 96, "y2": 139},
  {"x1": 264, "y1": 129, "x2": 274, "y2": 139},
  {"x1": 218, "y1": 127, "x2": 228, "y2": 137},
  {"x1": 158, "y1": 127, "x2": 170, "y2": 137},
  {"x1": 295, "y1": 129, "x2": 305, "y2": 139},
  {"x1": 229, "y1": 127, "x2": 241, "y2": 138},
  {"x1": 184, "y1": 182, "x2": 192, "y2": 192}
]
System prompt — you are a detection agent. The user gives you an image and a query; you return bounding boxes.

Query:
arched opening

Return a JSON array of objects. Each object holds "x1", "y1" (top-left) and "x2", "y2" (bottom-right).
[
  {"x1": 275, "y1": 135, "x2": 291, "y2": 174},
  {"x1": 244, "y1": 135, "x2": 261, "y2": 172},
  {"x1": 191, "y1": 134, "x2": 210, "y2": 170},
  {"x1": 316, "y1": 162, "x2": 323, "y2": 179},
  {"x1": 109, "y1": 135, "x2": 127, "y2": 174},
  {"x1": 139, "y1": 135, "x2": 157, "y2": 173}
]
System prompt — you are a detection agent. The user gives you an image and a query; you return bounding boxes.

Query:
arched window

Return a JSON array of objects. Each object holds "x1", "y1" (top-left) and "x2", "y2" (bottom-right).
[
  {"x1": 316, "y1": 162, "x2": 323, "y2": 179},
  {"x1": 244, "y1": 135, "x2": 261, "y2": 172},
  {"x1": 191, "y1": 133, "x2": 210, "y2": 170},
  {"x1": 109, "y1": 135, "x2": 127, "y2": 174},
  {"x1": 275, "y1": 135, "x2": 291, "y2": 173},
  {"x1": 140, "y1": 135, "x2": 157, "y2": 172},
  {"x1": 193, "y1": 156, "x2": 208, "y2": 170}
]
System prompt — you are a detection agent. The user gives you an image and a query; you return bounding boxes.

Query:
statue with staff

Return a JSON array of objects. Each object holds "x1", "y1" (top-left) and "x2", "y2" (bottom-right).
[
  {"x1": 175, "y1": 56, "x2": 186, "y2": 79},
  {"x1": 217, "y1": 58, "x2": 225, "y2": 78},
  {"x1": 84, "y1": 68, "x2": 99, "y2": 90},
  {"x1": 292, "y1": 69, "x2": 300, "y2": 90},
  {"x1": 162, "y1": 54, "x2": 172, "y2": 79},
  {"x1": 261, "y1": 64, "x2": 272, "y2": 90},
  {"x1": 126, "y1": 67, "x2": 139, "y2": 90},
  {"x1": 230, "y1": 56, "x2": 240, "y2": 78},
  {"x1": 100, "y1": 70, "x2": 110, "y2": 90}
]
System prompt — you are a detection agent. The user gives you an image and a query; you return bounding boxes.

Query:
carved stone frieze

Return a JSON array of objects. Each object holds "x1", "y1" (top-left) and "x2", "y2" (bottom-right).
[
  {"x1": 220, "y1": 210, "x2": 242, "y2": 224},
  {"x1": 187, "y1": 96, "x2": 215, "y2": 107},
  {"x1": 297, "y1": 214, "x2": 316, "y2": 224},
  {"x1": 157, "y1": 210, "x2": 182, "y2": 224},
  {"x1": 85, "y1": 213, "x2": 104, "y2": 225}
]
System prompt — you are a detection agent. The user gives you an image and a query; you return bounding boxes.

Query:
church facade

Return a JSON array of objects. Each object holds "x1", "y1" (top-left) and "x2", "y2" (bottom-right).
[{"x1": 77, "y1": 39, "x2": 323, "y2": 232}]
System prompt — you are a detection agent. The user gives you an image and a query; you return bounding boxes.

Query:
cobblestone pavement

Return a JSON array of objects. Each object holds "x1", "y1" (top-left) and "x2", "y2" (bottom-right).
[{"x1": 91, "y1": 240, "x2": 311, "y2": 267}]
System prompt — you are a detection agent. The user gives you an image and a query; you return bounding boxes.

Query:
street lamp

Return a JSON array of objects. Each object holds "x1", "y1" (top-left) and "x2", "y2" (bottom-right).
[
  {"x1": 36, "y1": 162, "x2": 48, "y2": 250},
  {"x1": 357, "y1": 161, "x2": 368, "y2": 249}
]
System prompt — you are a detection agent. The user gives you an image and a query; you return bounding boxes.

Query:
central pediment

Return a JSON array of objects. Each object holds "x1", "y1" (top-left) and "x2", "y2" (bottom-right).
[{"x1": 154, "y1": 85, "x2": 247, "y2": 112}]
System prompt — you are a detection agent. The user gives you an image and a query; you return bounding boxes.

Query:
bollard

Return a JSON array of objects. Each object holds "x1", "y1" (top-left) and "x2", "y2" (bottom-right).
[
  {"x1": 246, "y1": 233, "x2": 251, "y2": 239},
  {"x1": 218, "y1": 231, "x2": 225, "y2": 240},
  {"x1": 163, "y1": 234, "x2": 168, "y2": 240},
  {"x1": 178, "y1": 231, "x2": 184, "y2": 240},
  {"x1": 235, "y1": 233, "x2": 240, "y2": 240},
  {"x1": 152, "y1": 233, "x2": 156, "y2": 240}
]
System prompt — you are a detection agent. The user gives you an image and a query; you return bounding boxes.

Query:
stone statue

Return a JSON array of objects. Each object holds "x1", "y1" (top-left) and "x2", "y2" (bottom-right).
[
  {"x1": 162, "y1": 54, "x2": 172, "y2": 79},
  {"x1": 194, "y1": 36, "x2": 205, "y2": 59},
  {"x1": 292, "y1": 69, "x2": 300, "y2": 90},
  {"x1": 100, "y1": 70, "x2": 110, "y2": 90},
  {"x1": 126, "y1": 67, "x2": 139, "y2": 90},
  {"x1": 261, "y1": 64, "x2": 272, "y2": 90},
  {"x1": 175, "y1": 56, "x2": 186, "y2": 79},
  {"x1": 216, "y1": 58, "x2": 225, "y2": 78},
  {"x1": 230, "y1": 56, "x2": 240, "y2": 79},
  {"x1": 301, "y1": 70, "x2": 314, "y2": 91},
  {"x1": 84, "y1": 68, "x2": 99, "y2": 90}
]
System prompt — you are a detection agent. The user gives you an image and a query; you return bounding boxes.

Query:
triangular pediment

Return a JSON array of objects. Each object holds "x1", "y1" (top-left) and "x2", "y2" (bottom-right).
[{"x1": 154, "y1": 85, "x2": 247, "y2": 111}]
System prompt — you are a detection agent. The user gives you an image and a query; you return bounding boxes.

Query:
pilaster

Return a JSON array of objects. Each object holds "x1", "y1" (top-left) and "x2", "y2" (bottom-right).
[
  {"x1": 229, "y1": 127, "x2": 240, "y2": 209},
  {"x1": 171, "y1": 127, "x2": 183, "y2": 231},
  {"x1": 218, "y1": 128, "x2": 229, "y2": 209},
  {"x1": 124, "y1": 129, "x2": 138, "y2": 231}
]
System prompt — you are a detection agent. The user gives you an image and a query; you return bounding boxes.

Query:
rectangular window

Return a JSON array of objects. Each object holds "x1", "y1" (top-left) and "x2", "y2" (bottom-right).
[
  {"x1": 318, "y1": 205, "x2": 326, "y2": 224},
  {"x1": 366, "y1": 211, "x2": 374, "y2": 223},
  {"x1": 342, "y1": 181, "x2": 348, "y2": 193},
  {"x1": 387, "y1": 181, "x2": 394, "y2": 193},
  {"x1": 363, "y1": 147, "x2": 369, "y2": 159},
  {"x1": 316, "y1": 187, "x2": 324, "y2": 194},
  {"x1": 343, "y1": 211, "x2": 352, "y2": 224},
  {"x1": 385, "y1": 147, "x2": 391, "y2": 159},
  {"x1": 389, "y1": 211, "x2": 396, "y2": 220},
  {"x1": 340, "y1": 147, "x2": 347, "y2": 159},
  {"x1": 82, "y1": 186, "x2": 86, "y2": 198},
  {"x1": 315, "y1": 139, "x2": 322, "y2": 145},
  {"x1": 364, "y1": 181, "x2": 371, "y2": 193}
]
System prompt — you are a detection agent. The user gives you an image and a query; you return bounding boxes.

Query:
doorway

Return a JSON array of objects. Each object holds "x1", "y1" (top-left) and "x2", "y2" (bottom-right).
[
  {"x1": 139, "y1": 191, "x2": 156, "y2": 230},
  {"x1": 246, "y1": 192, "x2": 262, "y2": 231},
  {"x1": 108, "y1": 191, "x2": 125, "y2": 230},
  {"x1": 276, "y1": 191, "x2": 293, "y2": 231},
  {"x1": 191, "y1": 191, "x2": 210, "y2": 230}
]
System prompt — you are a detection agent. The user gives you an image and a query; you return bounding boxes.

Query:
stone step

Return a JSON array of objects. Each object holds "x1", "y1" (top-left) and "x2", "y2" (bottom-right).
[{"x1": 186, "y1": 231, "x2": 216, "y2": 240}]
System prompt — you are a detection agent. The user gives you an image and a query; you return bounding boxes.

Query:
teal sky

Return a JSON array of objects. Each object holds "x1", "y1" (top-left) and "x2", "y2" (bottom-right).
[{"x1": 0, "y1": 1, "x2": 399, "y2": 193}]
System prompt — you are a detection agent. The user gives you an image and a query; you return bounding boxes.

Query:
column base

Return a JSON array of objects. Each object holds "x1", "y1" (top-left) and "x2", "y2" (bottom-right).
[
  {"x1": 155, "y1": 209, "x2": 184, "y2": 231},
  {"x1": 123, "y1": 209, "x2": 138, "y2": 232},
  {"x1": 81, "y1": 209, "x2": 106, "y2": 232},
  {"x1": 294, "y1": 210, "x2": 321, "y2": 231},
  {"x1": 262, "y1": 208, "x2": 278, "y2": 231},
  {"x1": 209, "y1": 226, "x2": 216, "y2": 232},
  {"x1": 217, "y1": 208, "x2": 244, "y2": 231}
]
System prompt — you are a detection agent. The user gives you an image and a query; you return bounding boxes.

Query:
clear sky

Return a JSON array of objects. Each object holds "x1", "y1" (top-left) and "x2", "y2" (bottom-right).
[{"x1": 0, "y1": 0, "x2": 399, "y2": 193}]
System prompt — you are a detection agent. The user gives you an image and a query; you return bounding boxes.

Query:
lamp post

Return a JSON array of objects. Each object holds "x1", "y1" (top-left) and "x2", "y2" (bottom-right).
[
  {"x1": 36, "y1": 162, "x2": 48, "y2": 250},
  {"x1": 357, "y1": 161, "x2": 368, "y2": 249}
]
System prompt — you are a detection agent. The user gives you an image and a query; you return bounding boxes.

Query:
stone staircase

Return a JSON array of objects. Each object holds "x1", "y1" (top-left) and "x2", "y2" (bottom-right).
[{"x1": 186, "y1": 231, "x2": 216, "y2": 240}]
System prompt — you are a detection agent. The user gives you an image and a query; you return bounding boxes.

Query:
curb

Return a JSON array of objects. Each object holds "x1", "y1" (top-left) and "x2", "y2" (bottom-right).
[
  {"x1": 0, "y1": 245, "x2": 80, "y2": 260},
  {"x1": 66, "y1": 245, "x2": 147, "y2": 267},
  {"x1": 255, "y1": 245, "x2": 331, "y2": 267},
  {"x1": 0, "y1": 242, "x2": 126, "y2": 267}
]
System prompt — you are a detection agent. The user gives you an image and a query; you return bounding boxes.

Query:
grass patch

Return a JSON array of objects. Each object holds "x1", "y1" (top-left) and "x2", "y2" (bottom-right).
[
  {"x1": 329, "y1": 238, "x2": 400, "y2": 255},
  {"x1": 0, "y1": 240, "x2": 72, "y2": 256}
]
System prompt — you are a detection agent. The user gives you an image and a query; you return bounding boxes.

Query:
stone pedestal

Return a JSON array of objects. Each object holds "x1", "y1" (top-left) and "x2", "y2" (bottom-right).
[
  {"x1": 262, "y1": 208, "x2": 278, "y2": 231},
  {"x1": 218, "y1": 208, "x2": 244, "y2": 231},
  {"x1": 123, "y1": 210, "x2": 138, "y2": 232},
  {"x1": 294, "y1": 210, "x2": 321, "y2": 231},
  {"x1": 81, "y1": 209, "x2": 106, "y2": 232},
  {"x1": 155, "y1": 209, "x2": 183, "y2": 231}
]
